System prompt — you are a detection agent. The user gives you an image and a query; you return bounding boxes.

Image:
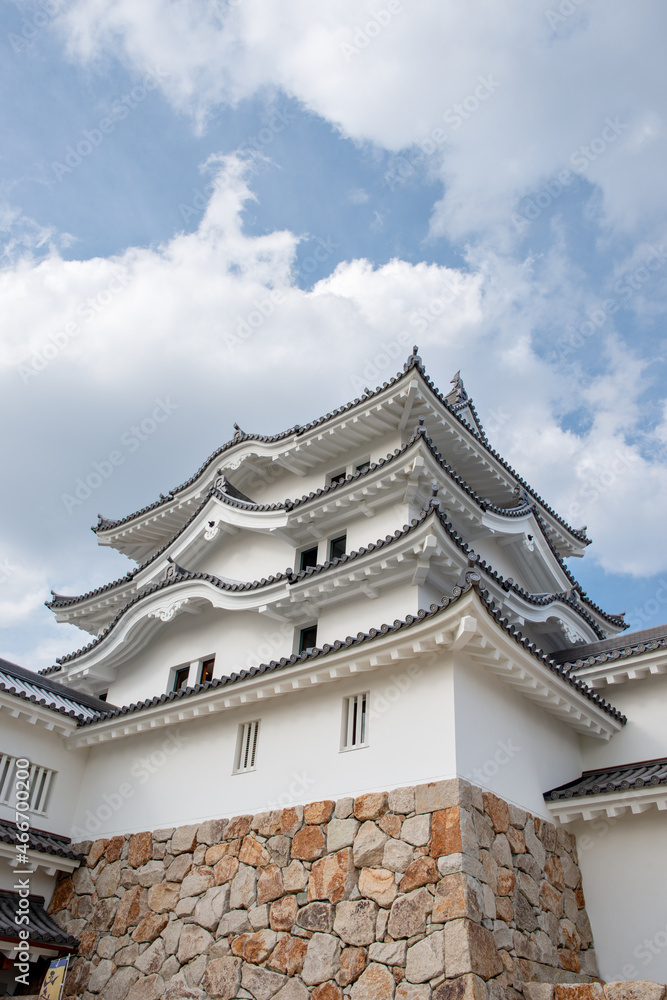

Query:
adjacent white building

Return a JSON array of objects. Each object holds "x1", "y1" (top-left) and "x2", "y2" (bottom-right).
[{"x1": 2, "y1": 351, "x2": 665, "y2": 984}]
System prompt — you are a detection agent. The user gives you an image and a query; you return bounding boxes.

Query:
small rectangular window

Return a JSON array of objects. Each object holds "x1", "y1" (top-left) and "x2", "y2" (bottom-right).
[
  {"x1": 200, "y1": 657, "x2": 215, "y2": 684},
  {"x1": 300, "y1": 546, "x2": 318, "y2": 571},
  {"x1": 342, "y1": 693, "x2": 368, "y2": 750},
  {"x1": 329, "y1": 534, "x2": 346, "y2": 561},
  {"x1": 329, "y1": 469, "x2": 346, "y2": 486},
  {"x1": 173, "y1": 666, "x2": 190, "y2": 692},
  {"x1": 0, "y1": 754, "x2": 56, "y2": 816},
  {"x1": 299, "y1": 624, "x2": 318, "y2": 653},
  {"x1": 234, "y1": 720, "x2": 260, "y2": 773}
]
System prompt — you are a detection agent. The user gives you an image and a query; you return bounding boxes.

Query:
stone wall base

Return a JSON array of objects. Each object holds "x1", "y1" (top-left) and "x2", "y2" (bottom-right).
[{"x1": 43, "y1": 779, "x2": 633, "y2": 999}]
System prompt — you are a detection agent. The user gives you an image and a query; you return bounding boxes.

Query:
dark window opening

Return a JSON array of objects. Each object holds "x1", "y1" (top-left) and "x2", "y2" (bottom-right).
[
  {"x1": 173, "y1": 666, "x2": 190, "y2": 692},
  {"x1": 98, "y1": 692, "x2": 108, "y2": 702},
  {"x1": 356, "y1": 459, "x2": 371, "y2": 474},
  {"x1": 329, "y1": 469, "x2": 346, "y2": 486},
  {"x1": 200, "y1": 657, "x2": 215, "y2": 684},
  {"x1": 300, "y1": 546, "x2": 318, "y2": 571},
  {"x1": 299, "y1": 624, "x2": 318, "y2": 654},
  {"x1": 329, "y1": 534, "x2": 346, "y2": 561}
]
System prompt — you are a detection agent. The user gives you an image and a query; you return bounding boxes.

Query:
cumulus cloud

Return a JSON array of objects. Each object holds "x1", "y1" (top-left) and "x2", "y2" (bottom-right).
[
  {"x1": 1, "y1": 154, "x2": 667, "y2": 669},
  {"x1": 55, "y1": 0, "x2": 667, "y2": 242}
]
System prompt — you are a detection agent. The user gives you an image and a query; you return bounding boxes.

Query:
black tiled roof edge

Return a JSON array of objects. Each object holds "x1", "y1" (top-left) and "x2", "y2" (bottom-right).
[
  {"x1": 0, "y1": 656, "x2": 110, "y2": 720},
  {"x1": 92, "y1": 350, "x2": 590, "y2": 546},
  {"x1": 552, "y1": 631, "x2": 667, "y2": 671},
  {"x1": 74, "y1": 572, "x2": 625, "y2": 729},
  {"x1": 544, "y1": 758, "x2": 667, "y2": 801},
  {"x1": 0, "y1": 890, "x2": 79, "y2": 951},
  {"x1": 48, "y1": 424, "x2": 594, "y2": 615},
  {"x1": 0, "y1": 817, "x2": 83, "y2": 862},
  {"x1": 43, "y1": 499, "x2": 618, "y2": 675}
]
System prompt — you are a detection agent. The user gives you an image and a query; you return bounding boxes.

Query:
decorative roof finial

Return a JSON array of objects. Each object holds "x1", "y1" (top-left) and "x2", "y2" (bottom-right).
[
  {"x1": 412, "y1": 345, "x2": 419, "y2": 356},
  {"x1": 404, "y1": 346, "x2": 422, "y2": 371},
  {"x1": 232, "y1": 423, "x2": 244, "y2": 442},
  {"x1": 449, "y1": 370, "x2": 468, "y2": 403}
]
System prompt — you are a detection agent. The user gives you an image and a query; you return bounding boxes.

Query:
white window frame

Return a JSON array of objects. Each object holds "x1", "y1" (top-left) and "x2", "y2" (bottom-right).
[
  {"x1": 0, "y1": 753, "x2": 56, "y2": 816},
  {"x1": 234, "y1": 720, "x2": 260, "y2": 774},
  {"x1": 341, "y1": 692, "x2": 369, "y2": 752}
]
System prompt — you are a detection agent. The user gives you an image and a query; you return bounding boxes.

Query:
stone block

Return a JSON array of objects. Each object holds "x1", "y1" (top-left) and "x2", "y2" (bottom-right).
[
  {"x1": 312, "y1": 984, "x2": 343, "y2": 1000},
  {"x1": 405, "y1": 931, "x2": 445, "y2": 983},
  {"x1": 193, "y1": 885, "x2": 230, "y2": 931},
  {"x1": 128, "y1": 832, "x2": 154, "y2": 868},
  {"x1": 302, "y1": 932, "x2": 342, "y2": 985},
  {"x1": 524, "y1": 820, "x2": 546, "y2": 869},
  {"x1": 335, "y1": 796, "x2": 355, "y2": 819},
  {"x1": 433, "y1": 873, "x2": 483, "y2": 923},
  {"x1": 106, "y1": 836, "x2": 125, "y2": 862},
  {"x1": 197, "y1": 818, "x2": 228, "y2": 845},
  {"x1": 96, "y1": 860, "x2": 122, "y2": 898},
  {"x1": 166, "y1": 853, "x2": 194, "y2": 882},
  {"x1": 126, "y1": 973, "x2": 165, "y2": 1000},
  {"x1": 334, "y1": 899, "x2": 378, "y2": 945},
  {"x1": 137, "y1": 861, "x2": 167, "y2": 888},
  {"x1": 327, "y1": 818, "x2": 359, "y2": 854},
  {"x1": 214, "y1": 856, "x2": 239, "y2": 886},
  {"x1": 523, "y1": 986, "x2": 554, "y2": 1000},
  {"x1": 305, "y1": 800, "x2": 335, "y2": 824},
  {"x1": 482, "y1": 792, "x2": 510, "y2": 833},
  {"x1": 397, "y1": 984, "x2": 433, "y2": 1000},
  {"x1": 384, "y1": 838, "x2": 414, "y2": 873},
  {"x1": 225, "y1": 814, "x2": 253, "y2": 840},
  {"x1": 431, "y1": 807, "x2": 462, "y2": 857},
  {"x1": 201, "y1": 956, "x2": 242, "y2": 999},
  {"x1": 350, "y1": 962, "x2": 397, "y2": 999},
  {"x1": 604, "y1": 986, "x2": 666, "y2": 1000},
  {"x1": 87, "y1": 839, "x2": 108, "y2": 867},
  {"x1": 283, "y1": 860, "x2": 308, "y2": 893},
  {"x1": 292, "y1": 825, "x2": 327, "y2": 861},
  {"x1": 249, "y1": 903, "x2": 270, "y2": 929},
  {"x1": 402, "y1": 814, "x2": 432, "y2": 847},
  {"x1": 231, "y1": 928, "x2": 278, "y2": 964},
  {"x1": 112, "y1": 886, "x2": 144, "y2": 936},
  {"x1": 309, "y1": 848, "x2": 356, "y2": 903},
  {"x1": 379, "y1": 813, "x2": 403, "y2": 838},
  {"x1": 171, "y1": 825, "x2": 199, "y2": 855},
  {"x1": 388, "y1": 785, "x2": 415, "y2": 815},
  {"x1": 230, "y1": 863, "x2": 258, "y2": 909},
  {"x1": 507, "y1": 826, "x2": 526, "y2": 855},
  {"x1": 217, "y1": 908, "x2": 250, "y2": 936},
  {"x1": 273, "y1": 981, "x2": 310, "y2": 1000},
  {"x1": 444, "y1": 918, "x2": 503, "y2": 980},
  {"x1": 354, "y1": 792, "x2": 388, "y2": 821},
  {"x1": 353, "y1": 822, "x2": 389, "y2": 867},
  {"x1": 133, "y1": 912, "x2": 168, "y2": 943},
  {"x1": 358, "y1": 867, "x2": 398, "y2": 907},
  {"x1": 400, "y1": 856, "x2": 439, "y2": 892},
  {"x1": 339, "y1": 946, "x2": 369, "y2": 986},
  {"x1": 387, "y1": 888, "x2": 432, "y2": 939},
  {"x1": 267, "y1": 934, "x2": 309, "y2": 975},
  {"x1": 554, "y1": 987, "x2": 603, "y2": 1000},
  {"x1": 490, "y1": 834, "x2": 512, "y2": 871},
  {"x1": 177, "y1": 924, "x2": 213, "y2": 963},
  {"x1": 136, "y1": 938, "x2": 165, "y2": 975},
  {"x1": 148, "y1": 882, "x2": 179, "y2": 914},
  {"x1": 415, "y1": 779, "x2": 459, "y2": 813},
  {"x1": 270, "y1": 895, "x2": 298, "y2": 930},
  {"x1": 257, "y1": 863, "x2": 284, "y2": 904},
  {"x1": 98, "y1": 966, "x2": 140, "y2": 1000},
  {"x1": 297, "y1": 901, "x2": 334, "y2": 932},
  {"x1": 240, "y1": 835, "x2": 272, "y2": 867},
  {"x1": 280, "y1": 806, "x2": 304, "y2": 837},
  {"x1": 241, "y1": 964, "x2": 287, "y2": 1000},
  {"x1": 369, "y1": 940, "x2": 408, "y2": 966}
]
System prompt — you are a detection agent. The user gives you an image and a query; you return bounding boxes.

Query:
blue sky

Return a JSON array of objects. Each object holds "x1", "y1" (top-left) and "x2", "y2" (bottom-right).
[{"x1": 1, "y1": 0, "x2": 667, "y2": 670}]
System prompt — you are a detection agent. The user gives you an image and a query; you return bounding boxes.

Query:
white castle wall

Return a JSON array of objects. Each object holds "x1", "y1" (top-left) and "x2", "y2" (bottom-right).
[
  {"x1": 578, "y1": 671, "x2": 667, "y2": 771},
  {"x1": 569, "y1": 809, "x2": 667, "y2": 983}
]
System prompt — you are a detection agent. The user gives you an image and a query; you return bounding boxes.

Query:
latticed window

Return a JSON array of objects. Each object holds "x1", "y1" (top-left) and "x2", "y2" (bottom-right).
[
  {"x1": 234, "y1": 720, "x2": 260, "y2": 773},
  {"x1": 0, "y1": 753, "x2": 56, "y2": 816},
  {"x1": 341, "y1": 693, "x2": 368, "y2": 750}
]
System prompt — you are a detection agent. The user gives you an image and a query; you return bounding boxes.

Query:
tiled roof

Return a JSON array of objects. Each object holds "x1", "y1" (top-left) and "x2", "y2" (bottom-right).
[
  {"x1": 545, "y1": 758, "x2": 667, "y2": 801},
  {"x1": 47, "y1": 425, "x2": 610, "y2": 621},
  {"x1": 70, "y1": 570, "x2": 624, "y2": 729},
  {"x1": 92, "y1": 350, "x2": 590, "y2": 546},
  {"x1": 550, "y1": 624, "x2": 667, "y2": 668},
  {"x1": 0, "y1": 656, "x2": 110, "y2": 720},
  {"x1": 43, "y1": 498, "x2": 615, "y2": 676},
  {"x1": 0, "y1": 817, "x2": 83, "y2": 862},
  {"x1": 0, "y1": 890, "x2": 79, "y2": 950}
]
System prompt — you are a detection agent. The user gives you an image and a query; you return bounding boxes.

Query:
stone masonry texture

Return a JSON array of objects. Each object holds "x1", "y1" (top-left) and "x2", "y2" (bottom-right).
[{"x1": 44, "y1": 780, "x2": 664, "y2": 1000}]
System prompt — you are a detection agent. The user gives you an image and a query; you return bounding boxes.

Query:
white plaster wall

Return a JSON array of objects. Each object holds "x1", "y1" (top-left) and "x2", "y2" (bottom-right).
[
  {"x1": 452, "y1": 656, "x2": 584, "y2": 819},
  {"x1": 0, "y1": 856, "x2": 54, "y2": 902},
  {"x1": 568, "y1": 810, "x2": 667, "y2": 983},
  {"x1": 579, "y1": 672, "x2": 667, "y2": 772},
  {"x1": 70, "y1": 653, "x2": 457, "y2": 838},
  {"x1": 197, "y1": 529, "x2": 294, "y2": 582},
  {"x1": 317, "y1": 583, "x2": 418, "y2": 646},
  {"x1": 106, "y1": 606, "x2": 299, "y2": 706},
  {"x1": 0, "y1": 714, "x2": 88, "y2": 839}
]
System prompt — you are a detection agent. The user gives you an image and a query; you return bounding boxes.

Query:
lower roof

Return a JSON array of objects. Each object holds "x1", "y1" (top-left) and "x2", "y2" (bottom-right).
[
  {"x1": 0, "y1": 656, "x2": 111, "y2": 721},
  {"x1": 0, "y1": 890, "x2": 79, "y2": 951},
  {"x1": 550, "y1": 623, "x2": 667, "y2": 666},
  {"x1": 545, "y1": 757, "x2": 667, "y2": 801},
  {"x1": 0, "y1": 818, "x2": 83, "y2": 862}
]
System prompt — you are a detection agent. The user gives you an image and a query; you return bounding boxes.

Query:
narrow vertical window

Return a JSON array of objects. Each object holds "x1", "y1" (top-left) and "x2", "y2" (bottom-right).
[
  {"x1": 300, "y1": 546, "x2": 318, "y2": 571},
  {"x1": 299, "y1": 624, "x2": 318, "y2": 653},
  {"x1": 200, "y1": 657, "x2": 215, "y2": 684},
  {"x1": 173, "y1": 666, "x2": 190, "y2": 692},
  {"x1": 342, "y1": 693, "x2": 369, "y2": 750},
  {"x1": 234, "y1": 720, "x2": 260, "y2": 773},
  {"x1": 329, "y1": 534, "x2": 346, "y2": 561}
]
